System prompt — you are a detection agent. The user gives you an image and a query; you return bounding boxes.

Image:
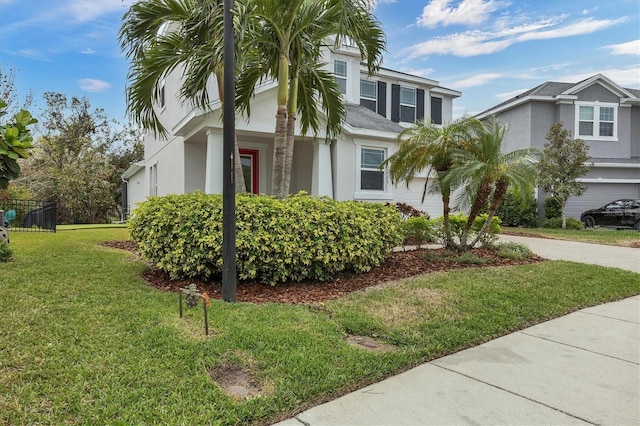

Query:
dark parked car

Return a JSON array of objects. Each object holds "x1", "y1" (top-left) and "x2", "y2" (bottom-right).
[{"x1": 580, "y1": 199, "x2": 640, "y2": 230}]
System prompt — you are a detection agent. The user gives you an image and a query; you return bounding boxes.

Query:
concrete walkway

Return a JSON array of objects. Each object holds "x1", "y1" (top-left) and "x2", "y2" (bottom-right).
[{"x1": 275, "y1": 237, "x2": 640, "y2": 426}]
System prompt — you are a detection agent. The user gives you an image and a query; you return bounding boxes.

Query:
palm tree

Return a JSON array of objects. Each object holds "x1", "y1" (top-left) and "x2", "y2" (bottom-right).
[
  {"x1": 383, "y1": 117, "x2": 482, "y2": 249},
  {"x1": 447, "y1": 118, "x2": 539, "y2": 250},
  {"x1": 119, "y1": 0, "x2": 248, "y2": 192},
  {"x1": 236, "y1": 0, "x2": 385, "y2": 198}
]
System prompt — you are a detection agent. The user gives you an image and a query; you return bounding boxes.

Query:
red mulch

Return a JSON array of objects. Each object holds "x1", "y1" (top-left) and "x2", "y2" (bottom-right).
[{"x1": 103, "y1": 241, "x2": 544, "y2": 305}]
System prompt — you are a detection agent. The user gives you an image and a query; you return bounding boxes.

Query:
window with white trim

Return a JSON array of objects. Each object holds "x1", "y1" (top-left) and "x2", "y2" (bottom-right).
[
  {"x1": 400, "y1": 87, "x2": 416, "y2": 123},
  {"x1": 360, "y1": 147, "x2": 385, "y2": 191},
  {"x1": 360, "y1": 79, "x2": 377, "y2": 112},
  {"x1": 334, "y1": 60, "x2": 347, "y2": 95},
  {"x1": 576, "y1": 102, "x2": 617, "y2": 140},
  {"x1": 149, "y1": 163, "x2": 158, "y2": 196}
]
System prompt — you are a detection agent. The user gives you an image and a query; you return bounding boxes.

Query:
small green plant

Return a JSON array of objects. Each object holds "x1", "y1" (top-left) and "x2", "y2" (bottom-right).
[
  {"x1": 432, "y1": 213, "x2": 501, "y2": 248},
  {"x1": 496, "y1": 242, "x2": 533, "y2": 260},
  {"x1": 543, "y1": 217, "x2": 584, "y2": 230},
  {"x1": 0, "y1": 240, "x2": 12, "y2": 262},
  {"x1": 401, "y1": 216, "x2": 434, "y2": 247}
]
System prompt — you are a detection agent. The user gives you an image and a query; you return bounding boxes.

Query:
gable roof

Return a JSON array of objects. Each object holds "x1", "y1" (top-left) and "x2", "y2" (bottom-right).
[{"x1": 477, "y1": 74, "x2": 640, "y2": 118}]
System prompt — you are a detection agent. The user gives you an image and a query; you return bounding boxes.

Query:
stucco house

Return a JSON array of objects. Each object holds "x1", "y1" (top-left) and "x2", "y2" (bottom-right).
[
  {"x1": 122, "y1": 43, "x2": 461, "y2": 218},
  {"x1": 477, "y1": 74, "x2": 640, "y2": 220}
]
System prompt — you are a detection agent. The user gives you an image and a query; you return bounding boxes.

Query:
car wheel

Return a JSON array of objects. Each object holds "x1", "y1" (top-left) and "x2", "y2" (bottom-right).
[{"x1": 582, "y1": 215, "x2": 596, "y2": 228}]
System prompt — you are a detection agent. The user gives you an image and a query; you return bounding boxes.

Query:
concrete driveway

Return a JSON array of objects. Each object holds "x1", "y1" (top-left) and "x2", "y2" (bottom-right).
[{"x1": 499, "y1": 234, "x2": 640, "y2": 273}]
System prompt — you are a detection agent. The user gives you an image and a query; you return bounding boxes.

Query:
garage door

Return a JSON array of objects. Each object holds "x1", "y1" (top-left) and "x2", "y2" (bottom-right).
[{"x1": 566, "y1": 183, "x2": 640, "y2": 219}]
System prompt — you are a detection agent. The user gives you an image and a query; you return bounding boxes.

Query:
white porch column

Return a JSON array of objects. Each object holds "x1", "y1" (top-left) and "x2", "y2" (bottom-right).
[
  {"x1": 205, "y1": 128, "x2": 224, "y2": 194},
  {"x1": 312, "y1": 141, "x2": 334, "y2": 198}
]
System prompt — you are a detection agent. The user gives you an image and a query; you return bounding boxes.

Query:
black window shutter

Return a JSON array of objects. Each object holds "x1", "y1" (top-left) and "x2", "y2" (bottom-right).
[
  {"x1": 416, "y1": 89, "x2": 425, "y2": 122},
  {"x1": 391, "y1": 84, "x2": 400, "y2": 123},
  {"x1": 431, "y1": 96, "x2": 442, "y2": 125},
  {"x1": 377, "y1": 81, "x2": 387, "y2": 117}
]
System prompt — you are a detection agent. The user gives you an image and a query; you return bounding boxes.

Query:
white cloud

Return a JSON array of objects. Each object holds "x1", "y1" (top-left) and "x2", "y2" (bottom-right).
[
  {"x1": 417, "y1": 0, "x2": 503, "y2": 28},
  {"x1": 81, "y1": 48, "x2": 96, "y2": 55},
  {"x1": 495, "y1": 88, "x2": 529, "y2": 101},
  {"x1": 517, "y1": 17, "x2": 623, "y2": 42},
  {"x1": 452, "y1": 73, "x2": 503, "y2": 88},
  {"x1": 565, "y1": 66, "x2": 640, "y2": 87},
  {"x1": 406, "y1": 17, "x2": 624, "y2": 58},
  {"x1": 79, "y1": 78, "x2": 111, "y2": 93},
  {"x1": 368, "y1": 0, "x2": 396, "y2": 9},
  {"x1": 604, "y1": 39, "x2": 640, "y2": 56},
  {"x1": 69, "y1": 0, "x2": 136, "y2": 22}
]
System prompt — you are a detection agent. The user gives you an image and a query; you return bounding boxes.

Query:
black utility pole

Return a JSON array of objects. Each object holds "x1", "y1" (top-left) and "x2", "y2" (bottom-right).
[{"x1": 222, "y1": 0, "x2": 236, "y2": 302}]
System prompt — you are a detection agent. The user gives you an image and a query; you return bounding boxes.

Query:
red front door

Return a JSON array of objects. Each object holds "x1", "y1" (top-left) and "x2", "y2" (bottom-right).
[{"x1": 239, "y1": 149, "x2": 259, "y2": 194}]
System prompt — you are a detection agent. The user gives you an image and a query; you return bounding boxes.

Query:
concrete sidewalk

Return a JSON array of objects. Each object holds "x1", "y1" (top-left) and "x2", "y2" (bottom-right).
[{"x1": 276, "y1": 237, "x2": 640, "y2": 425}]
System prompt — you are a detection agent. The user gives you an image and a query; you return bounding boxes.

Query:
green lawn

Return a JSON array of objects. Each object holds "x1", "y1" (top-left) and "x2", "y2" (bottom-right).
[
  {"x1": 503, "y1": 226, "x2": 640, "y2": 246},
  {"x1": 1, "y1": 229, "x2": 638, "y2": 425}
]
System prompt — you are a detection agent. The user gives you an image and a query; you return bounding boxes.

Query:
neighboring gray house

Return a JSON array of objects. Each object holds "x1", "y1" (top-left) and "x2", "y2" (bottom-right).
[
  {"x1": 477, "y1": 74, "x2": 640, "y2": 220},
  {"x1": 123, "y1": 42, "x2": 461, "y2": 218}
]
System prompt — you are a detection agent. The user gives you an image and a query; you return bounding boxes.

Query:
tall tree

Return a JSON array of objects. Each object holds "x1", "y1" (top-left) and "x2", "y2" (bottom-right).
[
  {"x1": 384, "y1": 117, "x2": 482, "y2": 249},
  {"x1": 21, "y1": 93, "x2": 138, "y2": 224},
  {"x1": 237, "y1": 0, "x2": 385, "y2": 198},
  {"x1": 537, "y1": 123, "x2": 591, "y2": 229},
  {"x1": 119, "y1": 0, "x2": 248, "y2": 193}
]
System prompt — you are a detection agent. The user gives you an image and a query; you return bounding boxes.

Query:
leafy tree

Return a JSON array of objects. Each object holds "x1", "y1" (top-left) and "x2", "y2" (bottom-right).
[
  {"x1": 21, "y1": 93, "x2": 140, "y2": 224},
  {"x1": 0, "y1": 99, "x2": 37, "y2": 189},
  {"x1": 537, "y1": 123, "x2": 591, "y2": 229},
  {"x1": 383, "y1": 116, "x2": 481, "y2": 249},
  {"x1": 238, "y1": 0, "x2": 385, "y2": 198},
  {"x1": 119, "y1": 0, "x2": 247, "y2": 193}
]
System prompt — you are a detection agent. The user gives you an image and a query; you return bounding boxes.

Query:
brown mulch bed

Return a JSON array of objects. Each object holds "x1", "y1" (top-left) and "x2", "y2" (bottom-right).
[{"x1": 103, "y1": 240, "x2": 544, "y2": 305}]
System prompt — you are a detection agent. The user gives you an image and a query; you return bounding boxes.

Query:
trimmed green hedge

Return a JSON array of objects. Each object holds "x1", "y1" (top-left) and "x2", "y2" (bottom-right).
[{"x1": 129, "y1": 192, "x2": 403, "y2": 285}]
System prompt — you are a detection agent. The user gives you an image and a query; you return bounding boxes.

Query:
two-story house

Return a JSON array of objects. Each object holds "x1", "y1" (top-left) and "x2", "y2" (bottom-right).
[
  {"x1": 477, "y1": 74, "x2": 639, "y2": 220},
  {"x1": 123, "y1": 43, "x2": 461, "y2": 218}
]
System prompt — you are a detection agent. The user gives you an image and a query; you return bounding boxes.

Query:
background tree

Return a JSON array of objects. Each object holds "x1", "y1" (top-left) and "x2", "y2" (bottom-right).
[
  {"x1": 20, "y1": 93, "x2": 142, "y2": 224},
  {"x1": 537, "y1": 123, "x2": 591, "y2": 229},
  {"x1": 0, "y1": 64, "x2": 33, "y2": 116}
]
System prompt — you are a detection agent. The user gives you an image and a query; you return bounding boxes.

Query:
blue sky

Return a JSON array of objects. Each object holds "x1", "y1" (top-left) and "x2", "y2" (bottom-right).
[{"x1": 1, "y1": 0, "x2": 638, "y2": 123}]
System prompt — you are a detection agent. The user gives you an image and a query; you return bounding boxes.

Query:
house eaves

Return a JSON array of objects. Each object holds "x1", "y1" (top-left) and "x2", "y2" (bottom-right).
[
  {"x1": 122, "y1": 161, "x2": 145, "y2": 180},
  {"x1": 342, "y1": 103, "x2": 403, "y2": 139},
  {"x1": 476, "y1": 95, "x2": 558, "y2": 119}
]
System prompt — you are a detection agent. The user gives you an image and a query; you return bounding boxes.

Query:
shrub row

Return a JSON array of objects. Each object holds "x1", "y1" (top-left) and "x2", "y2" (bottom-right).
[{"x1": 129, "y1": 192, "x2": 403, "y2": 285}]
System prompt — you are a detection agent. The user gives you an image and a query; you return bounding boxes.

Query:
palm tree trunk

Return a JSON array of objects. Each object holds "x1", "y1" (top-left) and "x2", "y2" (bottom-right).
[
  {"x1": 272, "y1": 53, "x2": 290, "y2": 199},
  {"x1": 460, "y1": 180, "x2": 492, "y2": 248},
  {"x1": 469, "y1": 179, "x2": 508, "y2": 248},
  {"x1": 282, "y1": 75, "x2": 298, "y2": 196},
  {"x1": 215, "y1": 69, "x2": 246, "y2": 193},
  {"x1": 442, "y1": 193, "x2": 455, "y2": 250}
]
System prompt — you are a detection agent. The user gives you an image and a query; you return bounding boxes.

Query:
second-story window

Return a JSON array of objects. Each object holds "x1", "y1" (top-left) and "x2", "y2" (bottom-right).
[
  {"x1": 334, "y1": 60, "x2": 347, "y2": 95},
  {"x1": 360, "y1": 79, "x2": 377, "y2": 112},
  {"x1": 400, "y1": 87, "x2": 416, "y2": 123}
]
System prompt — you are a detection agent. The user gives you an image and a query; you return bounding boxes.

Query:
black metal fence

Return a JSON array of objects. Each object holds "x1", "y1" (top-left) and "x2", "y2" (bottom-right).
[{"x1": 1, "y1": 200, "x2": 57, "y2": 233}]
